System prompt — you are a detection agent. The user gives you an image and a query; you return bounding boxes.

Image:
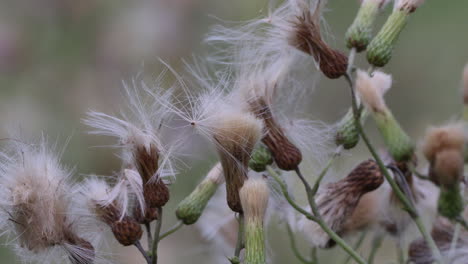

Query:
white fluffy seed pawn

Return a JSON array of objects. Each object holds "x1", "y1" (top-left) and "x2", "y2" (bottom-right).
[
  {"x1": 356, "y1": 70, "x2": 393, "y2": 113},
  {"x1": 0, "y1": 140, "x2": 97, "y2": 264},
  {"x1": 421, "y1": 123, "x2": 465, "y2": 186},
  {"x1": 213, "y1": 111, "x2": 264, "y2": 213}
]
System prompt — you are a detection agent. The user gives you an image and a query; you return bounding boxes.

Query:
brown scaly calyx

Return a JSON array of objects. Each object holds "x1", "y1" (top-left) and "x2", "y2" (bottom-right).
[
  {"x1": 289, "y1": 8, "x2": 348, "y2": 79},
  {"x1": 250, "y1": 98, "x2": 302, "y2": 171},
  {"x1": 111, "y1": 217, "x2": 143, "y2": 246},
  {"x1": 133, "y1": 206, "x2": 159, "y2": 224},
  {"x1": 133, "y1": 142, "x2": 170, "y2": 208}
]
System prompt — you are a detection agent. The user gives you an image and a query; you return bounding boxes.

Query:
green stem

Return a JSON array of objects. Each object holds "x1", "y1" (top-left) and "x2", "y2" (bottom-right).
[
  {"x1": 287, "y1": 224, "x2": 313, "y2": 264},
  {"x1": 244, "y1": 220, "x2": 266, "y2": 264},
  {"x1": 367, "y1": 235, "x2": 384, "y2": 264},
  {"x1": 396, "y1": 239, "x2": 405, "y2": 264},
  {"x1": 158, "y1": 221, "x2": 183, "y2": 242},
  {"x1": 151, "y1": 207, "x2": 163, "y2": 264},
  {"x1": 234, "y1": 214, "x2": 245, "y2": 258},
  {"x1": 266, "y1": 166, "x2": 316, "y2": 220},
  {"x1": 311, "y1": 146, "x2": 343, "y2": 196},
  {"x1": 343, "y1": 231, "x2": 367, "y2": 264}
]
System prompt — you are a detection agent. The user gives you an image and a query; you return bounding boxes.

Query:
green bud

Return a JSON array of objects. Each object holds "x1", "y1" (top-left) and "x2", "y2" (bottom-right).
[
  {"x1": 249, "y1": 145, "x2": 273, "y2": 172},
  {"x1": 335, "y1": 107, "x2": 369, "y2": 149},
  {"x1": 228, "y1": 257, "x2": 241, "y2": 264},
  {"x1": 346, "y1": 1, "x2": 380, "y2": 52},
  {"x1": 176, "y1": 164, "x2": 223, "y2": 225},
  {"x1": 373, "y1": 109, "x2": 414, "y2": 162},
  {"x1": 438, "y1": 185, "x2": 464, "y2": 220},
  {"x1": 367, "y1": 10, "x2": 409, "y2": 67},
  {"x1": 244, "y1": 221, "x2": 266, "y2": 264}
]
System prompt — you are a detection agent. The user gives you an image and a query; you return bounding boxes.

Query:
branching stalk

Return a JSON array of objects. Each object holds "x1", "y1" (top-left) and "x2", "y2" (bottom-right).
[{"x1": 151, "y1": 207, "x2": 163, "y2": 264}]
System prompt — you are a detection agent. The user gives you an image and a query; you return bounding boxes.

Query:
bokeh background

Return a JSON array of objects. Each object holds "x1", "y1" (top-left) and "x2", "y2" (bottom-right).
[{"x1": 0, "y1": 0, "x2": 467, "y2": 263}]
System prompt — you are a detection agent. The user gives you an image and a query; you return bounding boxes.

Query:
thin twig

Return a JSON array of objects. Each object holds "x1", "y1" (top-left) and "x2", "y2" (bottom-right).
[
  {"x1": 287, "y1": 223, "x2": 313, "y2": 264},
  {"x1": 135, "y1": 241, "x2": 151, "y2": 264},
  {"x1": 367, "y1": 234, "x2": 384, "y2": 264},
  {"x1": 151, "y1": 207, "x2": 163, "y2": 264},
  {"x1": 343, "y1": 231, "x2": 367, "y2": 264},
  {"x1": 311, "y1": 146, "x2": 343, "y2": 196},
  {"x1": 158, "y1": 221, "x2": 183, "y2": 242},
  {"x1": 145, "y1": 223, "x2": 152, "y2": 252},
  {"x1": 449, "y1": 223, "x2": 461, "y2": 260}
]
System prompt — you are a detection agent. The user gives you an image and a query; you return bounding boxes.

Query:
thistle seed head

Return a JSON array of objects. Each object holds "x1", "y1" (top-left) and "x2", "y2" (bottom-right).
[
  {"x1": 250, "y1": 98, "x2": 302, "y2": 171},
  {"x1": 143, "y1": 180, "x2": 170, "y2": 208},
  {"x1": 422, "y1": 123, "x2": 465, "y2": 163},
  {"x1": 289, "y1": 4, "x2": 348, "y2": 78},
  {"x1": 356, "y1": 70, "x2": 393, "y2": 113},
  {"x1": 111, "y1": 218, "x2": 143, "y2": 246},
  {"x1": 133, "y1": 206, "x2": 159, "y2": 224},
  {"x1": 300, "y1": 159, "x2": 384, "y2": 248},
  {"x1": 432, "y1": 149, "x2": 463, "y2": 186},
  {"x1": 239, "y1": 178, "x2": 270, "y2": 223},
  {"x1": 213, "y1": 112, "x2": 263, "y2": 213}
]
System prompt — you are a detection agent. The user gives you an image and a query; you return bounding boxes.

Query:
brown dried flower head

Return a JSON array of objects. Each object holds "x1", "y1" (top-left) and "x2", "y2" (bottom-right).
[
  {"x1": 422, "y1": 123, "x2": 465, "y2": 163},
  {"x1": 289, "y1": 2, "x2": 348, "y2": 79},
  {"x1": 300, "y1": 159, "x2": 384, "y2": 248},
  {"x1": 111, "y1": 217, "x2": 143, "y2": 246},
  {"x1": 250, "y1": 97, "x2": 302, "y2": 171},
  {"x1": 213, "y1": 112, "x2": 263, "y2": 213}
]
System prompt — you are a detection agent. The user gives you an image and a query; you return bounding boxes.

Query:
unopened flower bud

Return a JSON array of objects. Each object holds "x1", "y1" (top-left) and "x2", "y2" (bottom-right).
[
  {"x1": 176, "y1": 163, "x2": 224, "y2": 225},
  {"x1": 250, "y1": 99, "x2": 302, "y2": 171},
  {"x1": 111, "y1": 218, "x2": 143, "y2": 246},
  {"x1": 213, "y1": 112, "x2": 263, "y2": 213},
  {"x1": 356, "y1": 70, "x2": 414, "y2": 162},
  {"x1": 239, "y1": 178, "x2": 269, "y2": 264},
  {"x1": 335, "y1": 107, "x2": 369, "y2": 149},
  {"x1": 367, "y1": 0, "x2": 425, "y2": 66},
  {"x1": 346, "y1": 0, "x2": 391, "y2": 52},
  {"x1": 249, "y1": 145, "x2": 273, "y2": 172},
  {"x1": 290, "y1": 7, "x2": 348, "y2": 78},
  {"x1": 438, "y1": 184, "x2": 464, "y2": 221}
]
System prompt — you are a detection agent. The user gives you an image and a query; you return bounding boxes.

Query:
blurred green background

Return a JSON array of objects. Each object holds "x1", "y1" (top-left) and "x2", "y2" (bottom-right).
[{"x1": 0, "y1": 0, "x2": 467, "y2": 263}]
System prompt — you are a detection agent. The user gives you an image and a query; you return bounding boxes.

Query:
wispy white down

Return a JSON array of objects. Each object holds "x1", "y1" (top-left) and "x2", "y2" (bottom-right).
[{"x1": 356, "y1": 70, "x2": 393, "y2": 113}]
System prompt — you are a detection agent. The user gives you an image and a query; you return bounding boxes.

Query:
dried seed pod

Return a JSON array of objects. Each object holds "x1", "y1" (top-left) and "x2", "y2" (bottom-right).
[
  {"x1": 111, "y1": 218, "x2": 143, "y2": 246},
  {"x1": 251, "y1": 99, "x2": 302, "y2": 171},
  {"x1": 144, "y1": 180, "x2": 170, "y2": 208},
  {"x1": 95, "y1": 203, "x2": 121, "y2": 225},
  {"x1": 213, "y1": 112, "x2": 263, "y2": 213},
  {"x1": 300, "y1": 159, "x2": 384, "y2": 248},
  {"x1": 133, "y1": 206, "x2": 159, "y2": 224},
  {"x1": 134, "y1": 143, "x2": 159, "y2": 183},
  {"x1": 289, "y1": 6, "x2": 348, "y2": 78}
]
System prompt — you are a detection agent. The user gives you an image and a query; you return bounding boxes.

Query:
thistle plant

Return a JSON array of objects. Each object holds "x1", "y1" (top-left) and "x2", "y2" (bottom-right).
[{"x1": 1, "y1": 0, "x2": 468, "y2": 264}]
